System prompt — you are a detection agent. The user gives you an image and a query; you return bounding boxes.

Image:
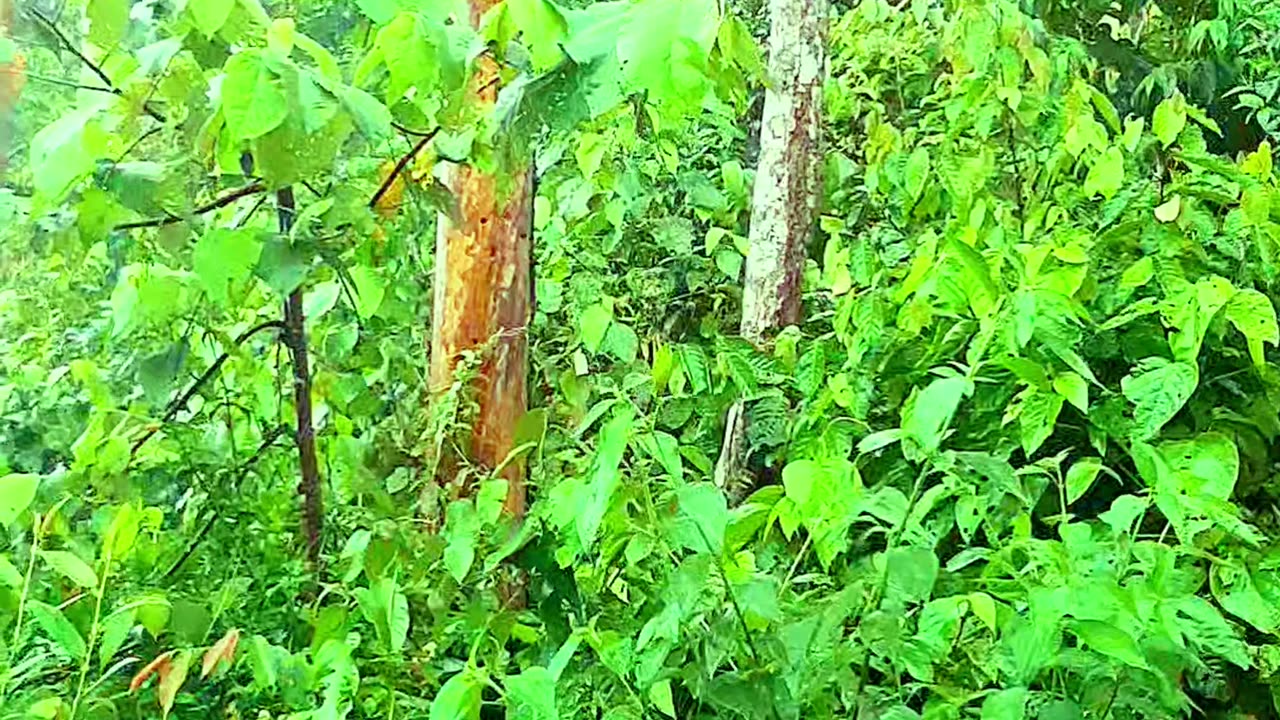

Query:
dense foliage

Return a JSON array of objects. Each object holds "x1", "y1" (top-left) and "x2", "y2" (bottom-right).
[{"x1": 5, "y1": 0, "x2": 1280, "y2": 718}]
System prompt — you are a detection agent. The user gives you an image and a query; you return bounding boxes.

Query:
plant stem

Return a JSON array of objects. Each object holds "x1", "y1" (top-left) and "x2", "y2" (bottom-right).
[
  {"x1": 69, "y1": 544, "x2": 113, "y2": 720},
  {"x1": 0, "y1": 513, "x2": 43, "y2": 702}
]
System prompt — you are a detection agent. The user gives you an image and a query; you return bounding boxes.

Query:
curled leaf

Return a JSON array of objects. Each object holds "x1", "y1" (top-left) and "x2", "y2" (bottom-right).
[
  {"x1": 130, "y1": 650, "x2": 174, "y2": 692},
  {"x1": 202, "y1": 628, "x2": 241, "y2": 678}
]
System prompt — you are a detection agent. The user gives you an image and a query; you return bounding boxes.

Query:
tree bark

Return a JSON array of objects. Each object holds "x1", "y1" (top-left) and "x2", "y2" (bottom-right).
[
  {"x1": 0, "y1": 0, "x2": 23, "y2": 179},
  {"x1": 717, "y1": 0, "x2": 827, "y2": 488},
  {"x1": 278, "y1": 187, "x2": 324, "y2": 564},
  {"x1": 428, "y1": 0, "x2": 532, "y2": 518}
]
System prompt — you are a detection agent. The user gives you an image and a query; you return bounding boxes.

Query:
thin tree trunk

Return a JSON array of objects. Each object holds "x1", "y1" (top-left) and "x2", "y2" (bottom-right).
[
  {"x1": 717, "y1": 0, "x2": 827, "y2": 489},
  {"x1": 278, "y1": 187, "x2": 323, "y2": 564},
  {"x1": 428, "y1": 0, "x2": 532, "y2": 518}
]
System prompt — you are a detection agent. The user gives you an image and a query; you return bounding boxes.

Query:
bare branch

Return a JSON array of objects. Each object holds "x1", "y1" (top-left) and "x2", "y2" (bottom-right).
[{"x1": 115, "y1": 182, "x2": 267, "y2": 230}]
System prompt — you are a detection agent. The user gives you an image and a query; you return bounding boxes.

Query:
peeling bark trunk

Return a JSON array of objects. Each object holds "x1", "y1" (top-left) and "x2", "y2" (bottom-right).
[
  {"x1": 718, "y1": 0, "x2": 827, "y2": 489},
  {"x1": 428, "y1": 0, "x2": 532, "y2": 519},
  {"x1": 279, "y1": 187, "x2": 323, "y2": 565}
]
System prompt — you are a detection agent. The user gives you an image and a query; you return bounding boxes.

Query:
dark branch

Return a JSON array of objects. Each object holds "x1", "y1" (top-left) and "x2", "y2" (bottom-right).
[
  {"x1": 115, "y1": 182, "x2": 267, "y2": 230},
  {"x1": 391, "y1": 121, "x2": 437, "y2": 138},
  {"x1": 22, "y1": 72, "x2": 116, "y2": 94},
  {"x1": 369, "y1": 129, "x2": 438, "y2": 210},
  {"x1": 130, "y1": 320, "x2": 286, "y2": 457},
  {"x1": 25, "y1": 7, "x2": 167, "y2": 123}
]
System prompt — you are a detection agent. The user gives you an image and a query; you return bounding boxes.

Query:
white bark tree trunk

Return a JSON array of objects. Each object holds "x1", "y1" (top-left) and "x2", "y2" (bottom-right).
[{"x1": 717, "y1": 0, "x2": 827, "y2": 489}]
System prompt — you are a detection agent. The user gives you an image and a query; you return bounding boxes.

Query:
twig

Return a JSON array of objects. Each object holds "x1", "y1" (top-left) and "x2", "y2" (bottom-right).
[
  {"x1": 21, "y1": 72, "x2": 115, "y2": 94},
  {"x1": 25, "y1": 7, "x2": 167, "y2": 123},
  {"x1": 369, "y1": 129, "x2": 438, "y2": 209},
  {"x1": 129, "y1": 320, "x2": 286, "y2": 457},
  {"x1": 115, "y1": 182, "x2": 266, "y2": 230},
  {"x1": 279, "y1": 187, "x2": 324, "y2": 566},
  {"x1": 391, "y1": 121, "x2": 437, "y2": 138}
]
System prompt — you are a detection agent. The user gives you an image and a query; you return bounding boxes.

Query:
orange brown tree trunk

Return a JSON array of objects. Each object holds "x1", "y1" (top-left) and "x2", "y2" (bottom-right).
[{"x1": 428, "y1": 0, "x2": 532, "y2": 519}]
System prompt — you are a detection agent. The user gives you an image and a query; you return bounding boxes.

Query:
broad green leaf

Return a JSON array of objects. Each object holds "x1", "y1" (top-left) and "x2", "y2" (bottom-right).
[
  {"x1": 222, "y1": 52, "x2": 289, "y2": 141},
  {"x1": 338, "y1": 86, "x2": 393, "y2": 141},
  {"x1": 603, "y1": 323, "x2": 639, "y2": 364},
  {"x1": 1121, "y1": 360, "x2": 1198, "y2": 441},
  {"x1": 376, "y1": 13, "x2": 439, "y2": 102},
  {"x1": 1016, "y1": 389, "x2": 1063, "y2": 457},
  {"x1": 99, "y1": 609, "x2": 136, "y2": 670},
  {"x1": 576, "y1": 409, "x2": 633, "y2": 549},
  {"x1": 41, "y1": 550, "x2": 99, "y2": 589},
  {"x1": 349, "y1": 265, "x2": 386, "y2": 319},
  {"x1": 194, "y1": 229, "x2": 263, "y2": 305},
  {"x1": 190, "y1": 0, "x2": 235, "y2": 36},
  {"x1": 1065, "y1": 458, "x2": 1103, "y2": 506},
  {"x1": 1083, "y1": 146, "x2": 1124, "y2": 199},
  {"x1": 671, "y1": 483, "x2": 728, "y2": 555},
  {"x1": 1176, "y1": 596, "x2": 1249, "y2": 668},
  {"x1": 637, "y1": 432, "x2": 682, "y2": 483},
  {"x1": 443, "y1": 500, "x2": 479, "y2": 582},
  {"x1": 576, "y1": 132, "x2": 608, "y2": 180},
  {"x1": 355, "y1": 577, "x2": 410, "y2": 654},
  {"x1": 881, "y1": 546, "x2": 938, "y2": 608},
  {"x1": 431, "y1": 670, "x2": 483, "y2": 720},
  {"x1": 980, "y1": 687, "x2": 1027, "y2": 720},
  {"x1": 1225, "y1": 289, "x2": 1279, "y2": 366},
  {"x1": 507, "y1": 0, "x2": 569, "y2": 70},
  {"x1": 0, "y1": 473, "x2": 39, "y2": 525},
  {"x1": 579, "y1": 303, "x2": 612, "y2": 354},
  {"x1": 30, "y1": 107, "x2": 110, "y2": 203},
  {"x1": 1072, "y1": 620, "x2": 1147, "y2": 669},
  {"x1": 0, "y1": 554, "x2": 22, "y2": 587},
  {"x1": 506, "y1": 667, "x2": 557, "y2": 720},
  {"x1": 1052, "y1": 372, "x2": 1088, "y2": 412},
  {"x1": 648, "y1": 679, "x2": 676, "y2": 718},
  {"x1": 1153, "y1": 93, "x2": 1187, "y2": 148},
  {"x1": 88, "y1": 0, "x2": 130, "y2": 45},
  {"x1": 902, "y1": 376, "x2": 973, "y2": 454},
  {"x1": 30, "y1": 601, "x2": 87, "y2": 660}
]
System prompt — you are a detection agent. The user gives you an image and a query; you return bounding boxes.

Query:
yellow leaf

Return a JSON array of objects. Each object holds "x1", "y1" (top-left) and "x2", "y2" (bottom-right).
[{"x1": 1155, "y1": 195, "x2": 1181, "y2": 223}]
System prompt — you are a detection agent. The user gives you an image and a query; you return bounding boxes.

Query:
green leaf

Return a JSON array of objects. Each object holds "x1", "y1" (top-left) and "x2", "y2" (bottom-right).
[
  {"x1": 338, "y1": 86, "x2": 393, "y2": 141},
  {"x1": 1016, "y1": 389, "x2": 1063, "y2": 457},
  {"x1": 189, "y1": 0, "x2": 235, "y2": 37},
  {"x1": 431, "y1": 670, "x2": 483, "y2": 720},
  {"x1": 1071, "y1": 620, "x2": 1148, "y2": 669},
  {"x1": 603, "y1": 323, "x2": 639, "y2": 363},
  {"x1": 1176, "y1": 595, "x2": 1249, "y2": 668},
  {"x1": 0, "y1": 554, "x2": 22, "y2": 587},
  {"x1": 0, "y1": 473, "x2": 39, "y2": 525},
  {"x1": 88, "y1": 0, "x2": 130, "y2": 45},
  {"x1": 579, "y1": 303, "x2": 612, "y2": 354},
  {"x1": 637, "y1": 431, "x2": 682, "y2": 483},
  {"x1": 41, "y1": 550, "x2": 99, "y2": 588},
  {"x1": 376, "y1": 13, "x2": 439, "y2": 102},
  {"x1": 882, "y1": 546, "x2": 938, "y2": 608},
  {"x1": 1052, "y1": 372, "x2": 1088, "y2": 412},
  {"x1": 648, "y1": 679, "x2": 676, "y2": 718},
  {"x1": 1212, "y1": 563, "x2": 1280, "y2": 635},
  {"x1": 902, "y1": 376, "x2": 973, "y2": 454},
  {"x1": 98, "y1": 609, "x2": 136, "y2": 670},
  {"x1": 1153, "y1": 93, "x2": 1188, "y2": 148},
  {"x1": 576, "y1": 408, "x2": 633, "y2": 549},
  {"x1": 30, "y1": 601, "x2": 87, "y2": 660},
  {"x1": 671, "y1": 483, "x2": 728, "y2": 555},
  {"x1": 355, "y1": 577, "x2": 410, "y2": 654},
  {"x1": 443, "y1": 500, "x2": 479, "y2": 583},
  {"x1": 349, "y1": 264, "x2": 386, "y2": 319},
  {"x1": 222, "y1": 52, "x2": 289, "y2": 141},
  {"x1": 507, "y1": 0, "x2": 569, "y2": 70},
  {"x1": 575, "y1": 132, "x2": 608, "y2": 180},
  {"x1": 1225, "y1": 289, "x2": 1279, "y2": 366},
  {"x1": 1155, "y1": 195, "x2": 1182, "y2": 223},
  {"x1": 1083, "y1": 146, "x2": 1124, "y2": 200},
  {"x1": 1065, "y1": 458, "x2": 1103, "y2": 506},
  {"x1": 1121, "y1": 360, "x2": 1198, "y2": 442},
  {"x1": 506, "y1": 667, "x2": 557, "y2": 720},
  {"x1": 980, "y1": 687, "x2": 1027, "y2": 720},
  {"x1": 193, "y1": 229, "x2": 263, "y2": 305}
]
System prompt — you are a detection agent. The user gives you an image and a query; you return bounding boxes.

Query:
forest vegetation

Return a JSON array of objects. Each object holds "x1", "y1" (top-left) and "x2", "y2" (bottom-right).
[{"x1": 3, "y1": 0, "x2": 1280, "y2": 718}]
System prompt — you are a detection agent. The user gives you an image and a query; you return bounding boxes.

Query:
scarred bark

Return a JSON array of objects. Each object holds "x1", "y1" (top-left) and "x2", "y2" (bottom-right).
[
  {"x1": 740, "y1": 0, "x2": 827, "y2": 341},
  {"x1": 718, "y1": 0, "x2": 827, "y2": 489},
  {"x1": 428, "y1": 0, "x2": 532, "y2": 518}
]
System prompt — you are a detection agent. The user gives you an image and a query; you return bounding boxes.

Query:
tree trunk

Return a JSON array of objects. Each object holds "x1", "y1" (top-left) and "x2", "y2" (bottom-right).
[
  {"x1": 278, "y1": 187, "x2": 323, "y2": 565},
  {"x1": 428, "y1": 0, "x2": 532, "y2": 519},
  {"x1": 717, "y1": 0, "x2": 827, "y2": 488}
]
